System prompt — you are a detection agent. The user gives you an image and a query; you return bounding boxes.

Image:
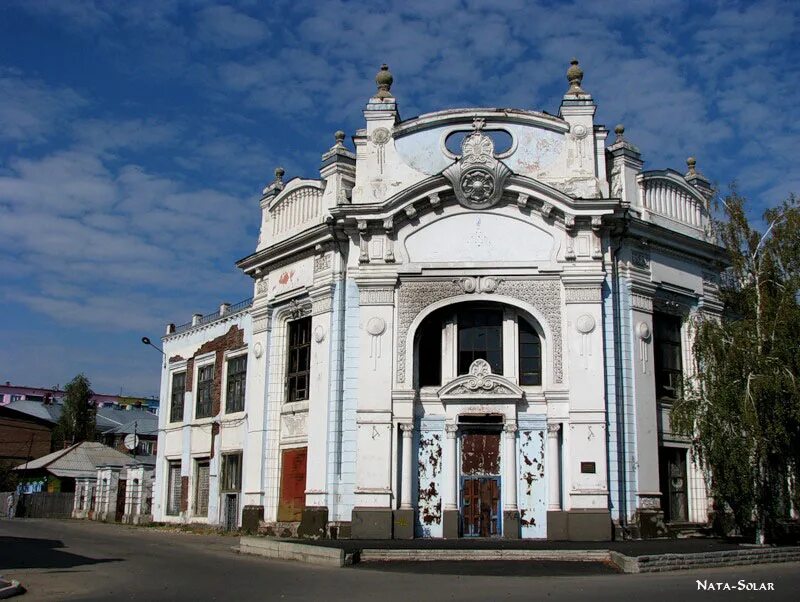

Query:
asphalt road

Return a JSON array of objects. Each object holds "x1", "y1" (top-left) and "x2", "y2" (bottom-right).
[{"x1": 1, "y1": 518, "x2": 798, "y2": 601}]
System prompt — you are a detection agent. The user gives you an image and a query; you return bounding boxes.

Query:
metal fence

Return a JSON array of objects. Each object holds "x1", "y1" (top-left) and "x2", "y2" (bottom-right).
[{"x1": 14, "y1": 492, "x2": 74, "y2": 519}]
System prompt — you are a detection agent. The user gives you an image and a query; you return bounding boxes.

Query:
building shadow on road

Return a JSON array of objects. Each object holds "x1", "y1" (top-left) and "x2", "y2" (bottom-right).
[
  {"x1": 0, "y1": 536, "x2": 123, "y2": 570},
  {"x1": 355, "y1": 560, "x2": 619, "y2": 577}
]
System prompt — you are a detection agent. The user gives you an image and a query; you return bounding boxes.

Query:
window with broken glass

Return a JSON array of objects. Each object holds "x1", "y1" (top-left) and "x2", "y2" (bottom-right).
[
  {"x1": 195, "y1": 364, "x2": 214, "y2": 419},
  {"x1": 654, "y1": 312, "x2": 683, "y2": 400},
  {"x1": 169, "y1": 371, "x2": 185, "y2": 423},
  {"x1": 225, "y1": 355, "x2": 247, "y2": 413},
  {"x1": 221, "y1": 452, "x2": 242, "y2": 492},
  {"x1": 286, "y1": 317, "x2": 311, "y2": 402}
]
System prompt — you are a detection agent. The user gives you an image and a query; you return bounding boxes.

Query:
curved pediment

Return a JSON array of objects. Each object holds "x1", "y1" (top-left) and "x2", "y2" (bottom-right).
[{"x1": 438, "y1": 359, "x2": 523, "y2": 401}]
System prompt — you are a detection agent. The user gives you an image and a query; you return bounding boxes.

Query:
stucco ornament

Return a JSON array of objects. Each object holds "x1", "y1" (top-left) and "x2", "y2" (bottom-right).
[
  {"x1": 313, "y1": 325, "x2": 326, "y2": 343},
  {"x1": 576, "y1": 314, "x2": 596, "y2": 334},
  {"x1": 442, "y1": 118, "x2": 512, "y2": 210},
  {"x1": 253, "y1": 342, "x2": 263, "y2": 358}
]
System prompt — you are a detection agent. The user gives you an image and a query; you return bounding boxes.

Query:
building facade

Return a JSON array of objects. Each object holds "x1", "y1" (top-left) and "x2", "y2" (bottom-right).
[{"x1": 153, "y1": 61, "x2": 724, "y2": 540}]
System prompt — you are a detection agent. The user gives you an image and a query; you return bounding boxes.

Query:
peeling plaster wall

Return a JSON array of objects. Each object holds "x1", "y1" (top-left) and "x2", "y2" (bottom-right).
[
  {"x1": 415, "y1": 416, "x2": 444, "y2": 538},
  {"x1": 518, "y1": 414, "x2": 547, "y2": 539}
]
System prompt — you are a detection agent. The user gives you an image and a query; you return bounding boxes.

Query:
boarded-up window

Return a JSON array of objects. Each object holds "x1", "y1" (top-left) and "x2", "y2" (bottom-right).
[
  {"x1": 194, "y1": 460, "x2": 210, "y2": 516},
  {"x1": 461, "y1": 432, "x2": 501, "y2": 475},
  {"x1": 170, "y1": 372, "x2": 185, "y2": 423},
  {"x1": 166, "y1": 461, "x2": 181, "y2": 516},
  {"x1": 277, "y1": 447, "x2": 307, "y2": 521}
]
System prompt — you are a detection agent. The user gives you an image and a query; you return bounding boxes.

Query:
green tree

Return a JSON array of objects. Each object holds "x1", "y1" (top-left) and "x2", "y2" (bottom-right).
[
  {"x1": 672, "y1": 191, "x2": 800, "y2": 544},
  {"x1": 55, "y1": 374, "x2": 97, "y2": 447}
]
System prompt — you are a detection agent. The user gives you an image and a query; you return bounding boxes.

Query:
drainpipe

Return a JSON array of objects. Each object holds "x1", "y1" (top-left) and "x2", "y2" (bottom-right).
[{"x1": 611, "y1": 211, "x2": 630, "y2": 535}]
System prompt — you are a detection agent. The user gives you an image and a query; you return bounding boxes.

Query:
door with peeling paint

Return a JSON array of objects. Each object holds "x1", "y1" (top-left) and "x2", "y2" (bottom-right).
[
  {"x1": 460, "y1": 431, "x2": 501, "y2": 537},
  {"x1": 278, "y1": 447, "x2": 307, "y2": 521}
]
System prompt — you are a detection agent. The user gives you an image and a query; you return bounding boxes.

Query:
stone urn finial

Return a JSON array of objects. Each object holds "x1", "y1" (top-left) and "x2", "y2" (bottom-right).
[
  {"x1": 334, "y1": 130, "x2": 346, "y2": 146},
  {"x1": 566, "y1": 58, "x2": 585, "y2": 94},
  {"x1": 375, "y1": 63, "x2": 394, "y2": 99},
  {"x1": 686, "y1": 157, "x2": 697, "y2": 176},
  {"x1": 273, "y1": 166, "x2": 285, "y2": 190},
  {"x1": 614, "y1": 124, "x2": 625, "y2": 141}
]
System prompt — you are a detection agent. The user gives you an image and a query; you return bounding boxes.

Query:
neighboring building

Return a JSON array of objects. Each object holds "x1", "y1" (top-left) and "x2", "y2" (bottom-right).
[
  {"x1": 0, "y1": 392, "x2": 159, "y2": 465},
  {"x1": 14, "y1": 441, "x2": 139, "y2": 493},
  {"x1": 0, "y1": 382, "x2": 160, "y2": 415},
  {"x1": 153, "y1": 61, "x2": 724, "y2": 540}
]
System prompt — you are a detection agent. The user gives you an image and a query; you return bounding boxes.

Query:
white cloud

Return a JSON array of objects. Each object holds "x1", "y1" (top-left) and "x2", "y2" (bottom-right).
[{"x1": 195, "y1": 4, "x2": 268, "y2": 49}]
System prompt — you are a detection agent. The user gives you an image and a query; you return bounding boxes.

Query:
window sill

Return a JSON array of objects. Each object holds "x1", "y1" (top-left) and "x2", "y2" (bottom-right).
[
  {"x1": 221, "y1": 411, "x2": 247, "y2": 423},
  {"x1": 282, "y1": 400, "x2": 309, "y2": 414}
]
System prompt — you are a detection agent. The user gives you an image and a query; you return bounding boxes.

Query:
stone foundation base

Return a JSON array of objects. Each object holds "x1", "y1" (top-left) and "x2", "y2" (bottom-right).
[
  {"x1": 393, "y1": 509, "x2": 414, "y2": 539},
  {"x1": 442, "y1": 509, "x2": 460, "y2": 539},
  {"x1": 636, "y1": 509, "x2": 668, "y2": 538},
  {"x1": 503, "y1": 510, "x2": 520, "y2": 539},
  {"x1": 351, "y1": 508, "x2": 393, "y2": 539},
  {"x1": 547, "y1": 510, "x2": 612, "y2": 541},
  {"x1": 241, "y1": 505, "x2": 264, "y2": 533},
  {"x1": 298, "y1": 507, "x2": 328, "y2": 539}
]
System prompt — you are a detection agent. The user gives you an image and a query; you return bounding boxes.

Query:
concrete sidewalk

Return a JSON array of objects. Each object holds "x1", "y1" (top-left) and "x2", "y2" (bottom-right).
[{"x1": 237, "y1": 535, "x2": 800, "y2": 573}]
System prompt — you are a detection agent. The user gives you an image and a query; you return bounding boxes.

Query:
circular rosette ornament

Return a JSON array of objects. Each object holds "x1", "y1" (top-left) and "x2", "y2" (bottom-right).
[{"x1": 460, "y1": 169, "x2": 495, "y2": 205}]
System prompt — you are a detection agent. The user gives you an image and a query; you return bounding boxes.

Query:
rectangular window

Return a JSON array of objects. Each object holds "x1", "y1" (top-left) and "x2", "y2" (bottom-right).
[
  {"x1": 170, "y1": 372, "x2": 186, "y2": 423},
  {"x1": 654, "y1": 313, "x2": 683, "y2": 400},
  {"x1": 166, "y1": 461, "x2": 182, "y2": 516},
  {"x1": 457, "y1": 307, "x2": 503, "y2": 375},
  {"x1": 195, "y1": 364, "x2": 214, "y2": 419},
  {"x1": 286, "y1": 317, "x2": 312, "y2": 402},
  {"x1": 225, "y1": 356, "x2": 247, "y2": 413},
  {"x1": 221, "y1": 452, "x2": 243, "y2": 492},
  {"x1": 518, "y1": 318, "x2": 542, "y2": 386},
  {"x1": 194, "y1": 460, "x2": 210, "y2": 516}
]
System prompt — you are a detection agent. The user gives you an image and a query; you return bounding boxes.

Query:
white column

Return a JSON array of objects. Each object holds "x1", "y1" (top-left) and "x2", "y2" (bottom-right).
[
  {"x1": 400, "y1": 423, "x2": 414, "y2": 510},
  {"x1": 503, "y1": 423, "x2": 518, "y2": 511},
  {"x1": 443, "y1": 424, "x2": 458, "y2": 511},
  {"x1": 548, "y1": 423, "x2": 561, "y2": 510}
]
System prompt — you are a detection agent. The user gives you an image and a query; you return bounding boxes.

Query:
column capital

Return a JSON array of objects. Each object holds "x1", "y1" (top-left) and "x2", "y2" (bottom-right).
[
  {"x1": 547, "y1": 423, "x2": 561, "y2": 435},
  {"x1": 445, "y1": 423, "x2": 458, "y2": 438},
  {"x1": 503, "y1": 423, "x2": 518, "y2": 437},
  {"x1": 400, "y1": 422, "x2": 414, "y2": 437}
]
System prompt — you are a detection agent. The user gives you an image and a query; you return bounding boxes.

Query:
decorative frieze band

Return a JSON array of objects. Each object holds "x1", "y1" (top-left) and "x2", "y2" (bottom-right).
[
  {"x1": 564, "y1": 286, "x2": 601, "y2": 304},
  {"x1": 631, "y1": 293, "x2": 654, "y2": 313},
  {"x1": 359, "y1": 287, "x2": 395, "y2": 306},
  {"x1": 314, "y1": 252, "x2": 331, "y2": 273},
  {"x1": 311, "y1": 295, "x2": 333, "y2": 315}
]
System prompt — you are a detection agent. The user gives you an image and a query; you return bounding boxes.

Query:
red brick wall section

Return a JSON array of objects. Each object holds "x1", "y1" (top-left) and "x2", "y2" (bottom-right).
[
  {"x1": 184, "y1": 326, "x2": 244, "y2": 404},
  {"x1": 180, "y1": 476, "x2": 189, "y2": 513}
]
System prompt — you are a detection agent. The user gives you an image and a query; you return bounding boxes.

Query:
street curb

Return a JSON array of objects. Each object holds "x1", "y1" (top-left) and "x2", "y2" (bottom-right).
[
  {"x1": 0, "y1": 578, "x2": 25, "y2": 600},
  {"x1": 238, "y1": 537, "x2": 349, "y2": 567},
  {"x1": 236, "y1": 538, "x2": 800, "y2": 573},
  {"x1": 359, "y1": 549, "x2": 609, "y2": 563}
]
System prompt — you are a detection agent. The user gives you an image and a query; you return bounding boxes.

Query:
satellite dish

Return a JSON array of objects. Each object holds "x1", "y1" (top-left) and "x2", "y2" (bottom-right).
[{"x1": 124, "y1": 434, "x2": 140, "y2": 451}]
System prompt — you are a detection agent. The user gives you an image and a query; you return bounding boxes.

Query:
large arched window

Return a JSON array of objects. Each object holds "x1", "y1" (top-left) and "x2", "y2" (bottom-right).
[{"x1": 415, "y1": 302, "x2": 543, "y2": 388}]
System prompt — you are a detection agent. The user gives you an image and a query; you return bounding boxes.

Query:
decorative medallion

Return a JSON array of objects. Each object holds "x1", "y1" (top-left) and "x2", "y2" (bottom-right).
[
  {"x1": 313, "y1": 325, "x2": 326, "y2": 343},
  {"x1": 442, "y1": 118, "x2": 512, "y2": 210},
  {"x1": 253, "y1": 342, "x2": 263, "y2": 358},
  {"x1": 371, "y1": 127, "x2": 391, "y2": 174},
  {"x1": 576, "y1": 314, "x2": 596, "y2": 334},
  {"x1": 366, "y1": 316, "x2": 386, "y2": 336}
]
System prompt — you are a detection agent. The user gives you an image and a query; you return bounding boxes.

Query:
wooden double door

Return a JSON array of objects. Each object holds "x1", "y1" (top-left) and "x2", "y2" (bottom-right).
[{"x1": 461, "y1": 430, "x2": 501, "y2": 537}]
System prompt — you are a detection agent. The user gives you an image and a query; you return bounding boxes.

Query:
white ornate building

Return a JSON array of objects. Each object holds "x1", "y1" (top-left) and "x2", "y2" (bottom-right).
[{"x1": 153, "y1": 61, "x2": 724, "y2": 540}]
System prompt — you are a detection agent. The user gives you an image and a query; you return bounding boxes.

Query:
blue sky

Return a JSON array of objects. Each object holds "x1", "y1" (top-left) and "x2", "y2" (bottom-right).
[{"x1": 1, "y1": 0, "x2": 798, "y2": 397}]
